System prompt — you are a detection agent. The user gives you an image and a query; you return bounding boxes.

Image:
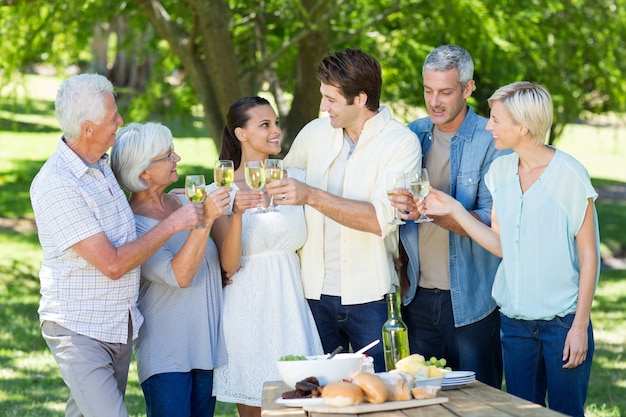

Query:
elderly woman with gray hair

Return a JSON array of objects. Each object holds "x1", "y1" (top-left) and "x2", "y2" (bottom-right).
[{"x1": 111, "y1": 122, "x2": 231, "y2": 417}]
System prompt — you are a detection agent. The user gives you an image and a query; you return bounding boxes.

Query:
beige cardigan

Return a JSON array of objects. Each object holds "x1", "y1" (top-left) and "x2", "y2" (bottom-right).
[{"x1": 284, "y1": 106, "x2": 421, "y2": 304}]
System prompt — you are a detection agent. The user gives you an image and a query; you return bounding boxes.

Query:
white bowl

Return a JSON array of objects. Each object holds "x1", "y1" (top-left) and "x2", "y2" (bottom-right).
[{"x1": 276, "y1": 353, "x2": 364, "y2": 388}]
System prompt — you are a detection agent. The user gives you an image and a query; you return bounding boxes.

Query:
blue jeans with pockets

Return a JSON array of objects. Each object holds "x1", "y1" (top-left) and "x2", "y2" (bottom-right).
[{"x1": 500, "y1": 313, "x2": 593, "y2": 417}]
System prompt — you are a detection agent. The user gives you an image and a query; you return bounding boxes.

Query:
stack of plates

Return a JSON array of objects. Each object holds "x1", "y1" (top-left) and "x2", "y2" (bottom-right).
[{"x1": 441, "y1": 370, "x2": 476, "y2": 390}]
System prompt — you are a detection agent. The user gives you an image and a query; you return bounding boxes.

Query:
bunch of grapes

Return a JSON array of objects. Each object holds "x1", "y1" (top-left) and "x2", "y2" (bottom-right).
[{"x1": 428, "y1": 356, "x2": 452, "y2": 370}]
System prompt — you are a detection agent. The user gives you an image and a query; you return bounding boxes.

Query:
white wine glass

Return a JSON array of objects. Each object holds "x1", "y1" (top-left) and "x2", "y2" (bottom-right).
[
  {"x1": 244, "y1": 161, "x2": 266, "y2": 214},
  {"x1": 185, "y1": 175, "x2": 206, "y2": 228},
  {"x1": 215, "y1": 160, "x2": 235, "y2": 214},
  {"x1": 386, "y1": 171, "x2": 406, "y2": 225},
  {"x1": 214, "y1": 160, "x2": 234, "y2": 187},
  {"x1": 409, "y1": 168, "x2": 433, "y2": 223},
  {"x1": 264, "y1": 158, "x2": 283, "y2": 212}
]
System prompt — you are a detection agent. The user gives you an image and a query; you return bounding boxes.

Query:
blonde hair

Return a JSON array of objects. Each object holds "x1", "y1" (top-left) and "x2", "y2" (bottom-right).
[{"x1": 488, "y1": 81, "x2": 553, "y2": 145}]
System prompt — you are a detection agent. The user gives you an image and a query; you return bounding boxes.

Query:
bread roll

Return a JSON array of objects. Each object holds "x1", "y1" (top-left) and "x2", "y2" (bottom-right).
[
  {"x1": 351, "y1": 373, "x2": 388, "y2": 404},
  {"x1": 321, "y1": 381, "x2": 364, "y2": 407}
]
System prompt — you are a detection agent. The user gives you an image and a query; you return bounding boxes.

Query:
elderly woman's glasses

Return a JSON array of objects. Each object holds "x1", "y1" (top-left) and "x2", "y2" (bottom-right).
[{"x1": 151, "y1": 146, "x2": 175, "y2": 163}]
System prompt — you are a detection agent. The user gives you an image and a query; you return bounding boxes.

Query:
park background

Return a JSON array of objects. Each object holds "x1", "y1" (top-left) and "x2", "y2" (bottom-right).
[{"x1": 1, "y1": 1, "x2": 625, "y2": 416}]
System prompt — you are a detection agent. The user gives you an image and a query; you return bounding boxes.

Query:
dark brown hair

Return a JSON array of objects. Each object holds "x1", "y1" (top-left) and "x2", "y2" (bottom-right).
[
  {"x1": 220, "y1": 96, "x2": 272, "y2": 169},
  {"x1": 316, "y1": 48, "x2": 382, "y2": 112}
]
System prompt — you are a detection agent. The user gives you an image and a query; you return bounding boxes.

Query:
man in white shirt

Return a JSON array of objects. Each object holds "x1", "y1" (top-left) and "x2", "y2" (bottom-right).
[{"x1": 266, "y1": 49, "x2": 421, "y2": 372}]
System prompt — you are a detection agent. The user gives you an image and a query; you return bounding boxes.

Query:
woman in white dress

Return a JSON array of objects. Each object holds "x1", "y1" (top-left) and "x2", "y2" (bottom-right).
[{"x1": 212, "y1": 97, "x2": 323, "y2": 417}]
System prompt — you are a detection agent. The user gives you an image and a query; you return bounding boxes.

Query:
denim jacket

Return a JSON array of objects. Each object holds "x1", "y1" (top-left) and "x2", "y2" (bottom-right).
[{"x1": 400, "y1": 107, "x2": 509, "y2": 327}]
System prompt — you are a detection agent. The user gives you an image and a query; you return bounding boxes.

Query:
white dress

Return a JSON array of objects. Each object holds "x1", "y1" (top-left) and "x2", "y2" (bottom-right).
[{"x1": 213, "y1": 168, "x2": 323, "y2": 406}]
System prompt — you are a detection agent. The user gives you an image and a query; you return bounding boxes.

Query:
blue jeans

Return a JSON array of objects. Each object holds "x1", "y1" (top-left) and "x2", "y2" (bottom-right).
[
  {"x1": 141, "y1": 370, "x2": 216, "y2": 417},
  {"x1": 500, "y1": 313, "x2": 593, "y2": 417},
  {"x1": 401, "y1": 288, "x2": 503, "y2": 388},
  {"x1": 307, "y1": 295, "x2": 387, "y2": 372}
]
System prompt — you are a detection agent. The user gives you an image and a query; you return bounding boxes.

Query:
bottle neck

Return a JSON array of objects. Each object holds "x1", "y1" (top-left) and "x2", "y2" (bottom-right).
[{"x1": 386, "y1": 291, "x2": 402, "y2": 319}]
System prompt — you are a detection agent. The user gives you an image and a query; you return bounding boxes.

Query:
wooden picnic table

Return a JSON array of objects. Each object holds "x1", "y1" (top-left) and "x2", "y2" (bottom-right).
[{"x1": 261, "y1": 380, "x2": 568, "y2": 417}]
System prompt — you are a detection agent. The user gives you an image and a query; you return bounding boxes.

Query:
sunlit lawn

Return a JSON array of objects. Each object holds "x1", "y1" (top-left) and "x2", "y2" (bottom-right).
[{"x1": 0, "y1": 74, "x2": 624, "y2": 416}]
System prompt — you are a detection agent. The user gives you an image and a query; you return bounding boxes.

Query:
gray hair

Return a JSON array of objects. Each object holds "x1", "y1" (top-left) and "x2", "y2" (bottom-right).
[
  {"x1": 488, "y1": 81, "x2": 553, "y2": 146},
  {"x1": 55, "y1": 74, "x2": 115, "y2": 142},
  {"x1": 110, "y1": 122, "x2": 174, "y2": 192},
  {"x1": 423, "y1": 45, "x2": 475, "y2": 89}
]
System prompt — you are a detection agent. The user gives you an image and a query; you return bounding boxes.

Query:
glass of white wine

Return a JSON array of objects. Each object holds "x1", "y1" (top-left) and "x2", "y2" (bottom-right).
[
  {"x1": 386, "y1": 171, "x2": 406, "y2": 225},
  {"x1": 409, "y1": 168, "x2": 433, "y2": 223},
  {"x1": 214, "y1": 160, "x2": 234, "y2": 187},
  {"x1": 244, "y1": 161, "x2": 266, "y2": 214},
  {"x1": 185, "y1": 174, "x2": 206, "y2": 228},
  {"x1": 264, "y1": 158, "x2": 283, "y2": 212},
  {"x1": 215, "y1": 159, "x2": 235, "y2": 214}
]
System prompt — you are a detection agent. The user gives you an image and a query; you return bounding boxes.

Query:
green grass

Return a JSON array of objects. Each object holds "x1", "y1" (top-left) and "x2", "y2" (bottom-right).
[{"x1": 1, "y1": 74, "x2": 625, "y2": 416}]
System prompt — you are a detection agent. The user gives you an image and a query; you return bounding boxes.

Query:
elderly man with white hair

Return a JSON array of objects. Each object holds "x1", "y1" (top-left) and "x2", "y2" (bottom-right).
[{"x1": 30, "y1": 73, "x2": 201, "y2": 417}]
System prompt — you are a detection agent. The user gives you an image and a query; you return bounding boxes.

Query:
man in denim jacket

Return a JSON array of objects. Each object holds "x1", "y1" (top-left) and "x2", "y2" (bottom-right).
[{"x1": 394, "y1": 45, "x2": 508, "y2": 388}]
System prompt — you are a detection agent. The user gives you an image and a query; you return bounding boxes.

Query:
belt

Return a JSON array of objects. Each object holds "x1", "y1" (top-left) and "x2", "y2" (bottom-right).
[{"x1": 418, "y1": 287, "x2": 450, "y2": 293}]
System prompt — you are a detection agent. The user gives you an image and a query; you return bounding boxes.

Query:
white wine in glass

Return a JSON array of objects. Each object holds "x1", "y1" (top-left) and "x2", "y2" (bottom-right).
[
  {"x1": 264, "y1": 159, "x2": 283, "y2": 212},
  {"x1": 185, "y1": 175, "x2": 206, "y2": 228},
  {"x1": 244, "y1": 161, "x2": 266, "y2": 214},
  {"x1": 386, "y1": 171, "x2": 406, "y2": 225},
  {"x1": 409, "y1": 168, "x2": 433, "y2": 223},
  {"x1": 214, "y1": 160, "x2": 234, "y2": 187}
]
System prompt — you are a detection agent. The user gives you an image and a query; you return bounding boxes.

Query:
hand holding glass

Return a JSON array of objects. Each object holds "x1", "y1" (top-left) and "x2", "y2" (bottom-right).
[
  {"x1": 185, "y1": 175, "x2": 206, "y2": 228},
  {"x1": 387, "y1": 172, "x2": 406, "y2": 225},
  {"x1": 264, "y1": 159, "x2": 283, "y2": 212},
  {"x1": 244, "y1": 161, "x2": 266, "y2": 214},
  {"x1": 409, "y1": 168, "x2": 433, "y2": 223}
]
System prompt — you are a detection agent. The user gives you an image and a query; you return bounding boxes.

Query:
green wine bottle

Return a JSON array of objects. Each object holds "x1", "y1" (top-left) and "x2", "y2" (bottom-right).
[{"x1": 382, "y1": 288, "x2": 410, "y2": 371}]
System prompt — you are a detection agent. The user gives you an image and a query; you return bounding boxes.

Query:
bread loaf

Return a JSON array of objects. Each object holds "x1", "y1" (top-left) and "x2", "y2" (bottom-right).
[{"x1": 376, "y1": 372, "x2": 413, "y2": 401}]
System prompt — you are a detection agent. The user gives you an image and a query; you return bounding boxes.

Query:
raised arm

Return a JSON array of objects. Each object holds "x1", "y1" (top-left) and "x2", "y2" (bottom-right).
[
  {"x1": 72, "y1": 203, "x2": 202, "y2": 280},
  {"x1": 168, "y1": 187, "x2": 231, "y2": 287},
  {"x1": 266, "y1": 178, "x2": 381, "y2": 235},
  {"x1": 425, "y1": 187, "x2": 503, "y2": 257},
  {"x1": 211, "y1": 189, "x2": 264, "y2": 274}
]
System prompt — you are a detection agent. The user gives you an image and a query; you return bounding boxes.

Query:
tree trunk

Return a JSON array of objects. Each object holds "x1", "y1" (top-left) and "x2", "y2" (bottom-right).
[
  {"x1": 280, "y1": 0, "x2": 330, "y2": 154},
  {"x1": 90, "y1": 23, "x2": 110, "y2": 75},
  {"x1": 133, "y1": 0, "x2": 242, "y2": 152}
]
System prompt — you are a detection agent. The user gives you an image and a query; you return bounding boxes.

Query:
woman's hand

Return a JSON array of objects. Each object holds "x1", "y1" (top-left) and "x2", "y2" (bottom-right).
[
  {"x1": 423, "y1": 187, "x2": 460, "y2": 217},
  {"x1": 203, "y1": 187, "x2": 232, "y2": 221},
  {"x1": 562, "y1": 324, "x2": 589, "y2": 369},
  {"x1": 231, "y1": 189, "x2": 264, "y2": 214}
]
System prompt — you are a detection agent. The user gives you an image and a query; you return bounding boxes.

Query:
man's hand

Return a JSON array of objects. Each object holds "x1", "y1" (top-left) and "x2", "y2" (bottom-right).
[{"x1": 264, "y1": 177, "x2": 310, "y2": 206}]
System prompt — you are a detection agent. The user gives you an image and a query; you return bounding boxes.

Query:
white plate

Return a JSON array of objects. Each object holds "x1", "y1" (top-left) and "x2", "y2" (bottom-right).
[
  {"x1": 441, "y1": 378, "x2": 476, "y2": 387},
  {"x1": 443, "y1": 370, "x2": 475, "y2": 379},
  {"x1": 276, "y1": 397, "x2": 325, "y2": 408},
  {"x1": 442, "y1": 380, "x2": 476, "y2": 390}
]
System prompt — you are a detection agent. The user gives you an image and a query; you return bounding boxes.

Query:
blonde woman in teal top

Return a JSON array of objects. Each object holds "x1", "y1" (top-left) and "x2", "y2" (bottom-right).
[{"x1": 422, "y1": 82, "x2": 599, "y2": 417}]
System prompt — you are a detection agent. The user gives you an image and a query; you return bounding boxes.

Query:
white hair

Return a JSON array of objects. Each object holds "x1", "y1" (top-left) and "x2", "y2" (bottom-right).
[
  {"x1": 55, "y1": 74, "x2": 115, "y2": 142},
  {"x1": 110, "y1": 122, "x2": 173, "y2": 192}
]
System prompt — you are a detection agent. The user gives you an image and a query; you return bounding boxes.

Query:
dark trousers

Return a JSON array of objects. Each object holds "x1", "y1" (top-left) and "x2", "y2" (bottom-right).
[{"x1": 402, "y1": 287, "x2": 503, "y2": 389}]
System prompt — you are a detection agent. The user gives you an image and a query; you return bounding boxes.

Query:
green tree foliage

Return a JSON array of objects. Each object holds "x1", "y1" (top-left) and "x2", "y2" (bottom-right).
[{"x1": 1, "y1": 0, "x2": 625, "y2": 149}]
